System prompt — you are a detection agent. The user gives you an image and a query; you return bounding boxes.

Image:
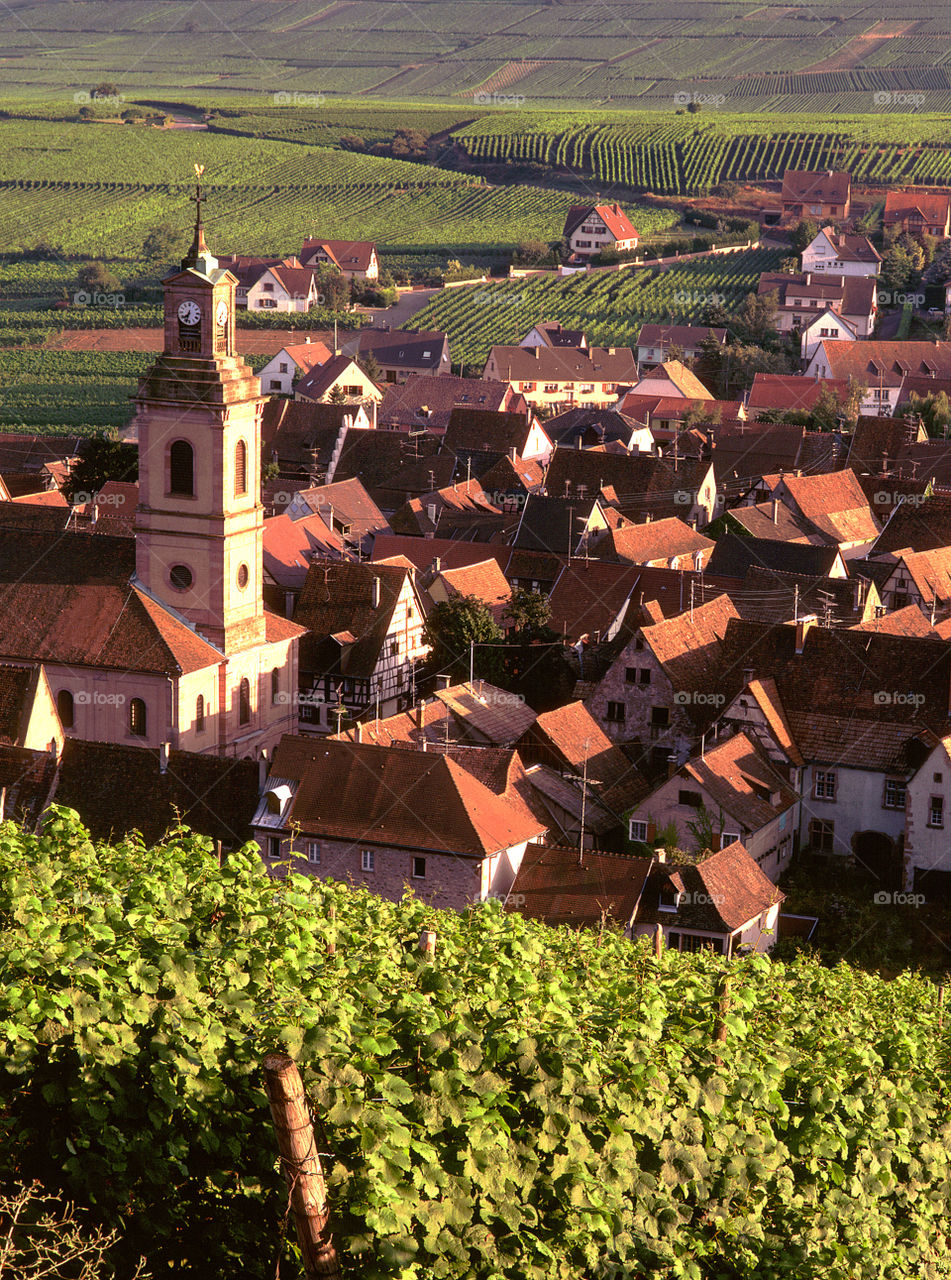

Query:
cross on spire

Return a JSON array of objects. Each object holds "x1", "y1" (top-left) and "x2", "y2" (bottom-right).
[
  {"x1": 181, "y1": 162, "x2": 217, "y2": 274},
  {"x1": 192, "y1": 162, "x2": 205, "y2": 229}
]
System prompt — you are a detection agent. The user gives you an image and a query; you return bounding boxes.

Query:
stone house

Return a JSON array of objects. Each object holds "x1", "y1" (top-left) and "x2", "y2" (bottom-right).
[{"x1": 253, "y1": 736, "x2": 546, "y2": 909}]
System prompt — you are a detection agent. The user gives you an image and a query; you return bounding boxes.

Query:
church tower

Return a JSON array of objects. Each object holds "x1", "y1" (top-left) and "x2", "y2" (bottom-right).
[{"x1": 134, "y1": 167, "x2": 266, "y2": 653}]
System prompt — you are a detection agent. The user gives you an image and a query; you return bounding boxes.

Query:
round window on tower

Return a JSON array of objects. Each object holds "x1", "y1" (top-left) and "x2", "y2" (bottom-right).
[
  {"x1": 169, "y1": 564, "x2": 193, "y2": 591},
  {"x1": 237, "y1": 563, "x2": 249, "y2": 590}
]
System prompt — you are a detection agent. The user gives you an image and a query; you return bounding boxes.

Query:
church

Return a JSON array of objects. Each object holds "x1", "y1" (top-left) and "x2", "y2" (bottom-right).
[{"x1": 0, "y1": 185, "x2": 305, "y2": 759}]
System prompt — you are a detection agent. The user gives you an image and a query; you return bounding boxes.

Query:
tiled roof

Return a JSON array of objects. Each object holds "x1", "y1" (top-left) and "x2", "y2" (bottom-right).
[
  {"x1": 883, "y1": 191, "x2": 951, "y2": 223},
  {"x1": 478, "y1": 453, "x2": 545, "y2": 497},
  {"x1": 637, "y1": 324, "x2": 727, "y2": 348},
  {"x1": 294, "y1": 354, "x2": 368, "y2": 402},
  {"x1": 525, "y1": 701, "x2": 636, "y2": 791},
  {"x1": 852, "y1": 604, "x2": 933, "y2": 636},
  {"x1": 786, "y1": 709, "x2": 930, "y2": 772},
  {"x1": 55, "y1": 739, "x2": 260, "y2": 846},
  {"x1": 727, "y1": 501, "x2": 815, "y2": 543},
  {"x1": 443, "y1": 407, "x2": 534, "y2": 457},
  {"x1": 872, "y1": 492, "x2": 951, "y2": 555},
  {"x1": 512, "y1": 494, "x2": 602, "y2": 555},
  {"x1": 268, "y1": 735, "x2": 546, "y2": 856},
  {"x1": 293, "y1": 559, "x2": 413, "y2": 680},
  {"x1": 563, "y1": 202, "x2": 639, "y2": 242},
  {"x1": 707, "y1": 534, "x2": 843, "y2": 580},
  {"x1": 633, "y1": 359, "x2": 713, "y2": 400},
  {"x1": 356, "y1": 328, "x2": 448, "y2": 370},
  {"x1": 681, "y1": 731, "x2": 797, "y2": 832},
  {"x1": 674, "y1": 842, "x2": 783, "y2": 932},
  {"x1": 434, "y1": 681, "x2": 537, "y2": 745},
  {"x1": 261, "y1": 397, "x2": 365, "y2": 461},
  {"x1": 815, "y1": 340, "x2": 951, "y2": 386},
  {"x1": 0, "y1": 527, "x2": 134, "y2": 584},
  {"x1": 543, "y1": 447, "x2": 690, "y2": 511},
  {"x1": 0, "y1": 582, "x2": 221, "y2": 674},
  {"x1": 745, "y1": 676, "x2": 803, "y2": 767},
  {"x1": 810, "y1": 228, "x2": 881, "y2": 264},
  {"x1": 778, "y1": 468, "x2": 879, "y2": 544},
  {"x1": 264, "y1": 512, "x2": 344, "y2": 586},
  {"x1": 0, "y1": 744, "x2": 57, "y2": 826},
  {"x1": 593, "y1": 518, "x2": 714, "y2": 565},
  {"x1": 641, "y1": 593, "x2": 739, "y2": 720},
  {"x1": 747, "y1": 373, "x2": 852, "y2": 415},
  {"x1": 0, "y1": 433, "x2": 84, "y2": 473},
  {"x1": 546, "y1": 560, "x2": 641, "y2": 643},
  {"x1": 372, "y1": 534, "x2": 506, "y2": 574},
  {"x1": 737, "y1": 567, "x2": 866, "y2": 627},
  {"x1": 544, "y1": 407, "x2": 647, "y2": 447},
  {"x1": 379, "y1": 375, "x2": 514, "y2": 429},
  {"x1": 893, "y1": 546, "x2": 951, "y2": 607},
  {"x1": 508, "y1": 843, "x2": 652, "y2": 929},
  {"x1": 217, "y1": 253, "x2": 298, "y2": 290},
  {"x1": 291, "y1": 477, "x2": 390, "y2": 540},
  {"x1": 782, "y1": 169, "x2": 850, "y2": 203},
  {"x1": 301, "y1": 238, "x2": 376, "y2": 272},
  {"x1": 436, "y1": 559, "x2": 511, "y2": 627},
  {"x1": 524, "y1": 321, "x2": 588, "y2": 348},
  {"x1": 486, "y1": 344, "x2": 638, "y2": 385}
]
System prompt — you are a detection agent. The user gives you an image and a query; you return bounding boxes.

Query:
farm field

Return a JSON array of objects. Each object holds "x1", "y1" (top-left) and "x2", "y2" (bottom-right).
[
  {"x1": 7, "y1": 0, "x2": 951, "y2": 111},
  {"x1": 412, "y1": 247, "x2": 784, "y2": 370}
]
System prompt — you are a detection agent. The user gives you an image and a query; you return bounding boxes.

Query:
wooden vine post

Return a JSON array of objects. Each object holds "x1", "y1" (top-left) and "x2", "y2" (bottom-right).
[
  {"x1": 712, "y1": 974, "x2": 731, "y2": 1066},
  {"x1": 264, "y1": 1053, "x2": 343, "y2": 1279}
]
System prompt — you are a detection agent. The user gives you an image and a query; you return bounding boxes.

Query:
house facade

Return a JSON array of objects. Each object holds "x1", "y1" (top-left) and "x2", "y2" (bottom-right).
[
  {"x1": 300, "y1": 238, "x2": 379, "y2": 281},
  {"x1": 883, "y1": 192, "x2": 951, "y2": 240},
  {"x1": 563, "y1": 203, "x2": 639, "y2": 258},
  {"x1": 257, "y1": 341, "x2": 333, "y2": 396},
  {"x1": 483, "y1": 345, "x2": 638, "y2": 411},
  {"x1": 801, "y1": 228, "x2": 881, "y2": 278},
  {"x1": 247, "y1": 265, "x2": 322, "y2": 313},
  {"x1": 781, "y1": 169, "x2": 851, "y2": 220}
]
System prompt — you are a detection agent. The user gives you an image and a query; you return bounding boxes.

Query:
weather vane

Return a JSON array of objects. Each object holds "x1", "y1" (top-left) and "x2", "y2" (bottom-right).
[{"x1": 192, "y1": 163, "x2": 205, "y2": 222}]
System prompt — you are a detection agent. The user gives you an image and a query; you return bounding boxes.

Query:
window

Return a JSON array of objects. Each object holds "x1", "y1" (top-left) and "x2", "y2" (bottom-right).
[
  {"x1": 935, "y1": 773, "x2": 943, "y2": 783},
  {"x1": 196, "y1": 694, "x2": 205, "y2": 732},
  {"x1": 678, "y1": 789, "x2": 703, "y2": 807},
  {"x1": 813, "y1": 769, "x2": 837, "y2": 801},
  {"x1": 279, "y1": 362, "x2": 288, "y2": 373},
  {"x1": 57, "y1": 689, "x2": 74, "y2": 729},
  {"x1": 269, "y1": 379, "x2": 281, "y2": 390},
  {"x1": 634, "y1": 636, "x2": 645, "y2": 651},
  {"x1": 234, "y1": 439, "x2": 248, "y2": 497},
  {"x1": 630, "y1": 819, "x2": 648, "y2": 843},
  {"x1": 267, "y1": 837, "x2": 281, "y2": 859},
  {"x1": 809, "y1": 818, "x2": 835, "y2": 852},
  {"x1": 238, "y1": 678, "x2": 251, "y2": 725},
  {"x1": 606, "y1": 701, "x2": 626, "y2": 723},
  {"x1": 263, "y1": 282, "x2": 274, "y2": 292},
  {"x1": 361, "y1": 850, "x2": 375, "y2": 872},
  {"x1": 412, "y1": 856, "x2": 426, "y2": 879},
  {"x1": 650, "y1": 706, "x2": 669, "y2": 727},
  {"x1": 169, "y1": 564, "x2": 192, "y2": 591},
  {"x1": 639, "y1": 668, "x2": 651, "y2": 685},
  {"x1": 129, "y1": 697, "x2": 147, "y2": 738},
  {"x1": 237, "y1": 563, "x2": 249, "y2": 590},
  {"x1": 680, "y1": 934, "x2": 724, "y2": 955},
  {"x1": 306, "y1": 841, "x2": 321, "y2": 865},
  {"x1": 271, "y1": 668, "x2": 280, "y2": 703},
  {"x1": 883, "y1": 778, "x2": 906, "y2": 810},
  {"x1": 625, "y1": 667, "x2": 638, "y2": 683},
  {"x1": 169, "y1": 440, "x2": 194, "y2": 496},
  {"x1": 658, "y1": 888, "x2": 680, "y2": 912},
  {"x1": 929, "y1": 796, "x2": 944, "y2": 829},
  {"x1": 722, "y1": 830, "x2": 740, "y2": 846}
]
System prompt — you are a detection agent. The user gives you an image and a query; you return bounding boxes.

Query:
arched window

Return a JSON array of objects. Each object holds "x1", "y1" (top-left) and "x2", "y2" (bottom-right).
[
  {"x1": 196, "y1": 694, "x2": 205, "y2": 731},
  {"x1": 57, "y1": 689, "x2": 74, "y2": 729},
  {"x1": 271, "y1": 667, "x2": 280, "y2": 703},
  {"x1": 129, "y1": 697, "x2": 147, "y2": 737},
  {"x1": 169, "y1": 440, "x2": 194, "y2": 496},
  {"x1": 234, "y1": 439, "x2": 248, "y2": 497},
  {"x1": 238, "y1": 678, "x2": 251, "y2": 725}
]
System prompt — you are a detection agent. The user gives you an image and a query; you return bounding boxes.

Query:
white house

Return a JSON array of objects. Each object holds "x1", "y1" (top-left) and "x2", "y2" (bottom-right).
[
  {"x1": 247, "y1": 264, "x2": 322, "y2": 313},
  {"x1": 257, "y1": 340, "x2": 333, "y2": 396},
  {"x1": 563, "y1": 203, "x2": 639, "y2": 259},
  {"x1": 904, "y1": 736, "x2": 951, "y2": 895},
  {"x1": 801, "y1": 228, "x2": 881, "y2": 279},
  {"x1": 800, "y1": 308, "x2": 858, "y2": 363}
]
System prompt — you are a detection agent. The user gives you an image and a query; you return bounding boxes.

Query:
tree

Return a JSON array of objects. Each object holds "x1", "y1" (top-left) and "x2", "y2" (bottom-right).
[
  {"x1": 422, "y1": 594, "x2": 503, "y2": 680},
  {"x1": 359, "y1": 352, "x2": 381, "y2": 382},
  {"x1": 901, "y1": 391, "x2": 951, "y2": 438},
  {"x1": 142, "y1": 222, "x2": 179, "y2": 263},
  {"x1": 0, "y1": 1181, "x2": 146, "y2": 1280},
  {"x1": 76, "y1": 262, "x2": 121, "y2": 295},
  {"x1": 389, "y1": 128, "x2": 430, "y2": 159},
  {"x1": 681, "y1": 401, "x2": 721, "y2": 431},
  {"x1": 327, "y1": 384, "x2": 347, "y2": 404},
  {"x1": 339, "y1": 134, "x2": 365, "y2": 151},
  {"x1": 789, "y1": 219, "x2": 818, "y2": 255},
  {"x1": 505, "y1": 588, "x2": 552, "y2": 638},
  {"x1": 734, "y1": 289, "x2": 780, "y2": 347},
  {"x1": 514, "y1": 239, "x2": 549, "y2": 265},
  {"x1": 91, "y1": 81, "x2": 118, "y2": 99},
  {"x1": 717, "y1": 343, "x2": 793, "y2": 397},
  {"x1": 63, "y1": 434, "x2": 138, "y2": 502},
  {"x1": 311, "y1": 264, "x2": 349, "y2": 312}
]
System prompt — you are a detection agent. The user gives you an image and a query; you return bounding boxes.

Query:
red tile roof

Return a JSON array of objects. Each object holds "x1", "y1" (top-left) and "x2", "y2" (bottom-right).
[
  {"x1": 778, "y1": 468, "x2": 879, "y2": 544},
  {"x1": 594, "y1": 518, "x2": 714, "y2": 565},
  {"x1": 268, "y1": 736, "x2": 546, "y2": 856},
  {"x1": 508, "y1": 843, "x2": 652, "y2": 929},
  {"x1": 301, "y1": 238, "x2": 376, "y2": 273},
  {"x1": 563, "y1": 203, "x2": 639, "y2": 242},
  {"x1": 681, "y1": 731, "x2": 798, "y2": 832},
  {"x1": 883, "y1": 191, "x2": 951, "y2": 224},
  {"x1": 782, "y1": 169, "x2": 850, "y2": 205}
]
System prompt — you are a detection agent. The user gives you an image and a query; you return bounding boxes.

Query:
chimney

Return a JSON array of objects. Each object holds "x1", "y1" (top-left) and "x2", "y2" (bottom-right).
[
  {"x1": 436, "y1": 673, "x2": 452, "y2": 688},
  {"x1": 510, "y1": 446, "x2": 517, "y2": 462},
  {"x1": 431, "y1": 556, "x2": 441, "y2": 573},
  {"x1": 743, "y1": 666, "x2": 754, "y2": 684},
  {"x1": 771, "y1": 498, "x2": 779, "y2": 523},
  {"x1": 371, "y1": 576, "x2": 381, "y2": 609},
  {"x1": 666, "y1": 753, "x2": 678, "y2": 780},
  {"x1": 795, "y1": 615, "x2": 816, "y2": 654},
  {"x1": 575, "y1": 435, "x2": 583, "y2": 450},
  {"x1": 356, "y1": 721, "x2": 363, "y2": 743},
  {"x1": 427, "y1": 502, "x2": 437, "y2": 524},
  {"x1": 258, "y1": 757, "x2": 269, "y2": 788},
  {"x1": 644, "y1": 513, "x2": 652, "y2": 523},
  {"x1": 159, "y1": 742, "x2": 170, "y2": 774}
]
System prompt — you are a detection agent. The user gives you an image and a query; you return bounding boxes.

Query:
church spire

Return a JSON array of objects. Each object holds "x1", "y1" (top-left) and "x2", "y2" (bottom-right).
[{"x1": 181, "y1": 163, "x2": 218, "y2": 275}]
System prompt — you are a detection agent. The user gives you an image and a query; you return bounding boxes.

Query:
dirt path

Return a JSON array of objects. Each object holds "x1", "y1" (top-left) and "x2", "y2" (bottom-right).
[{"x1": 803, "y1": 19, "x2": 920, "y2": 74}]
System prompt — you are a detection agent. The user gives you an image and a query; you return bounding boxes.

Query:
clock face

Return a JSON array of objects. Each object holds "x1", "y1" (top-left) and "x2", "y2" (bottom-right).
[
  {"x1": 215, "y1": 299, "x2": 228, "y2": 327},
  {"x1": 177, "y1": 300, "x2": 201, "y2": 326}
]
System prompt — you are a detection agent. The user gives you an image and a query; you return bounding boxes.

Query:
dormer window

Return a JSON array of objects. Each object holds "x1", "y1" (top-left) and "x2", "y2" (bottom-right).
[
  {"x1": 658, "y1": 887, "x2": 680, "y2": 912},
  {"x1": 265, "y1": 784, "x2": 292, "y2": 815}
]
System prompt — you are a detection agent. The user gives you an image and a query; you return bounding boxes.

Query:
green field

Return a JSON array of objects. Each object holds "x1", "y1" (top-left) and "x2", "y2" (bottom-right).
[
  {"x1": 413, "y1": 246, "x2": 783, "y2": 369},
  {"x1": 6, "y1": 1, "x2": 951, "y2": 111}
]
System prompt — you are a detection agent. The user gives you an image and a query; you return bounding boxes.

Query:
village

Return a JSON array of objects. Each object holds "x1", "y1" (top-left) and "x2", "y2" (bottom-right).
[{"x1": 5, "y1": 166, "x2": 951, "y2": 968}]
